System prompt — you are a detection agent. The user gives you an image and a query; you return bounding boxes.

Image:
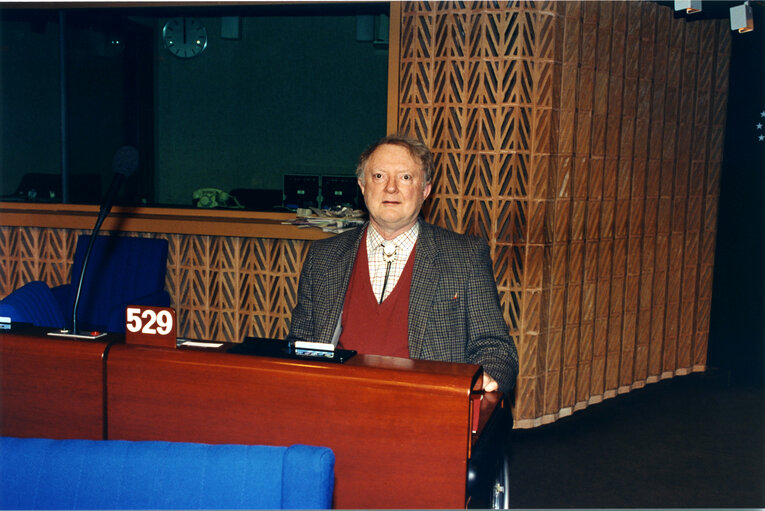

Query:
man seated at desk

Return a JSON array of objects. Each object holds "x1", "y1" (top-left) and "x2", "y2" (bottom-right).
[{"x1": 287, "y1": 135, "x2": 518, "y2": 392}]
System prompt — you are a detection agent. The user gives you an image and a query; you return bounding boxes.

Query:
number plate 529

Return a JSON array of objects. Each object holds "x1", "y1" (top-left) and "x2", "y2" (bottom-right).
[{"x1": 125, "y1": 305, "x2": 177, "y2": 348}]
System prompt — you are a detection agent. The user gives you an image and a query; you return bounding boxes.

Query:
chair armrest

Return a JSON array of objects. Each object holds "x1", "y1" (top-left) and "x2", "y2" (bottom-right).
[
  {"x1": 282, "y1": 444, "x2": 335, "y2": 509},
  {"x1": 105, "y1": 291, "x2": 172, "y2": 333}
]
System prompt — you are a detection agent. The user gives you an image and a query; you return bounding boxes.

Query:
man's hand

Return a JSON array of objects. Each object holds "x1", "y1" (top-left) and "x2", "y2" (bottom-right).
[{"x1": 482, "y1": 372, "x2": 499, "y2": 392}]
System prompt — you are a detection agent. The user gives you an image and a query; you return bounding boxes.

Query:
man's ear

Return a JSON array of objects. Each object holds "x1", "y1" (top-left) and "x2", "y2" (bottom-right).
[
  {"x1": 422, "y1": 182, "x2": 432, "y2": 201},
  {"x1": 357, "y1": 177, "x2": 365, "y2": 195}
]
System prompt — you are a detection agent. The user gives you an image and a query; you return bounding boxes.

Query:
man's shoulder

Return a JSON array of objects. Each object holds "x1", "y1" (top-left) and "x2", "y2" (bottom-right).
[{"x1": 419, "y1": 220, "x2": 486, "y2": 250}]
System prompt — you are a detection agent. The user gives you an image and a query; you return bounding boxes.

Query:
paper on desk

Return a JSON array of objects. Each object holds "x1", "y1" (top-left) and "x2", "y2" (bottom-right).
[
  {"x1": 282, "y1": 207, "x2": 366, "y2": 234},
  {"x1": 178, "y1": 340, "x2": 224, "y2": 348}
]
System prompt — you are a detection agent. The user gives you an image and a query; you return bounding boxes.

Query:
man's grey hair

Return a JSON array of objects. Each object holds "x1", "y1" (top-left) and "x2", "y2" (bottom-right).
[{"x1": 356, "y1": 134, "x2": 435, "y2": 185}]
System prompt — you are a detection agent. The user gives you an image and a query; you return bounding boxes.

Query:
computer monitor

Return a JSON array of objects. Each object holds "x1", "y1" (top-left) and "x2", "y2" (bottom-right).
[
  {"x1": 321, "y1": 175, "x2": 360, "y2": 209},
  {"x1": 283, "y1": 175, "x2": 320, "y2": 209}
]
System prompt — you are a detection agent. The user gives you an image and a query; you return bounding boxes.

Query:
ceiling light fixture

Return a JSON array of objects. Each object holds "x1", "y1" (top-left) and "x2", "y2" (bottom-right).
[
  {"x1": 730, "y1": 1, "x2": 754, "y2": 33},
  {"x1": 674, "y1": 0, "x2": 702, "y2": 14}
]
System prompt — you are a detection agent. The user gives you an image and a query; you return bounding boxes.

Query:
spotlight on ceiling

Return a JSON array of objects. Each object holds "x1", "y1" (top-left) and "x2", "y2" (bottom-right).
[
  {"x1": 730, "y1": 1, "x2": 754, "y2": 33},
  {"x1": 674, "y1": 0, "x2": 702, "y2": 14}
]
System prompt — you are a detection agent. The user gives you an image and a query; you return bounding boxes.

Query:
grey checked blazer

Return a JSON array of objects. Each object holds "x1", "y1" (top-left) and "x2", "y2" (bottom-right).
[{"x1": 287, "y1": 219, "x2": 519, "y2": 392}]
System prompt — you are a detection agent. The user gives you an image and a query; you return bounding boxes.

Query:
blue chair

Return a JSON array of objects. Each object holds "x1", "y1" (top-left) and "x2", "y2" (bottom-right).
[
  {"x1": 0, "y1": 437, "x2": 335, "y2": 510},
  {"x1": 0, "y1": 235, "x2": 170, "y2": 333}
]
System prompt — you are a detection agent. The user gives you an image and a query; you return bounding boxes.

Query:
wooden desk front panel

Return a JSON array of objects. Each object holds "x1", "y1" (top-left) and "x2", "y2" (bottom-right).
[
  {"x1": 106, "y1": 345, "x2": 479, "y2": 509},
  {"x1": 0, "y1": 330, "x2": 110, "y2": 440}
]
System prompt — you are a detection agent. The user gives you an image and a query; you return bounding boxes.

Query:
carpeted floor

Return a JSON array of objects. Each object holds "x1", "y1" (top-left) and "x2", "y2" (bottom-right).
[{"x1": 505, "y1": 370, "x2": 765, "y2": 508}]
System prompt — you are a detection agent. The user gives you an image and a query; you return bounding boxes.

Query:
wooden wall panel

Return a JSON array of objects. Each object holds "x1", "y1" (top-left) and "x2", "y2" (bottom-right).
[
  {"x1": 168, "y1": 234, "x2": 309, "y2": 342},
  {"x1": 0, "y1": 226, "x2": 309, "y2": 343},
  {"x1": 394, "y1": 1, "x2": 729, "y2": 427}
]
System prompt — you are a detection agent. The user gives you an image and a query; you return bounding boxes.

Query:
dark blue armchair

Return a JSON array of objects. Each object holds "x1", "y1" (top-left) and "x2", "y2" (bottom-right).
[{"x1": 0, "y1": 235, "x2": 170, "y2": 333}]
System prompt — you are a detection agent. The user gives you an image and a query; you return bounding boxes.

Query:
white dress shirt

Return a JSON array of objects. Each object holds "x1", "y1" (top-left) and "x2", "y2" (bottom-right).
[{"x1": 366, "y1": 223, "x2": 419, "y2": 303}]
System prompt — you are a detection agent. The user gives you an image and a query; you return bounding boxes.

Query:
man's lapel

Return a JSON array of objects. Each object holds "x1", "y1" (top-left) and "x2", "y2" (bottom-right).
[
  {"x1": 408, "y1": 220, "x2": 441, "y2": 358},
  {"x1": 318, "y1": 224, "x2": 365, "y2": 343}
]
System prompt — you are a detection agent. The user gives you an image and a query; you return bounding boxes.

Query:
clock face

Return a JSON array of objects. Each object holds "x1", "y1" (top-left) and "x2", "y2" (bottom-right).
[{"x1": 163, "y1": 18, "x2": 208, "y2": 58}]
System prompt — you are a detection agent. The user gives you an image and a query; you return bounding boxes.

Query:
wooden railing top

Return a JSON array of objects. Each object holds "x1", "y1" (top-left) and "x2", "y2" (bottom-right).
[{"x1": 0, "y1": 202, "x2": 335, "y2": 240}]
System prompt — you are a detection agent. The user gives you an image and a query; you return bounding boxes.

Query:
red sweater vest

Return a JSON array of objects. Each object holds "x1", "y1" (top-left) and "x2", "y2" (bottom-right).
[{"x1": 337, "y1": 235, "x2": 416, "y2": 358}]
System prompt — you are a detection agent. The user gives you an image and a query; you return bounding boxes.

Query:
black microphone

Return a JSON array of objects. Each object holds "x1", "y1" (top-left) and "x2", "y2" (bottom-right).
[
  {"x1": 68, "y1": 146, "x2": 139, "y2": 336},
  {"x1": 99, "y1": 145, "x2": 139, "y2": 222}
]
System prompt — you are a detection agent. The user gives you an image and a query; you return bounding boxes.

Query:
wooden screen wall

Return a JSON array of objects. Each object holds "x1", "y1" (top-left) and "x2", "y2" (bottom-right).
[
  {"x1": 394, "y1": 1, "x2": 730, "y2": 427},
  {"x1": 0, "y1": 227, "x2": 309, "y2": 342}
]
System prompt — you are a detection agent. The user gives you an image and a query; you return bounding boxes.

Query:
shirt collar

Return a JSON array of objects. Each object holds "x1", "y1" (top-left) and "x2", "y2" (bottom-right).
[{"x1": 367, "y1": 222, "x2": 419, "y2": 253}]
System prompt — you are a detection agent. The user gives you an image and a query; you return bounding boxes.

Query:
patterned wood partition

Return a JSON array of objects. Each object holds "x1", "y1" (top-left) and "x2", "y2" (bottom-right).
[
  {"x1": 393, "y1": 1, "x2": 730, "y2": 427},
  {"x1": 0, "y1": 226, "x2": 310, "y2": 343}
]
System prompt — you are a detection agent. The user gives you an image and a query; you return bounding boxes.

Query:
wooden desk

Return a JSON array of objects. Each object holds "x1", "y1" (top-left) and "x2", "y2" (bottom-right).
[
  {"x1": 106, "y1": 343, "x2": 484, "y2": 509},
  {"x1": 0, "y1": 331, "x2": 496, "y2": 508},
  {"x1": 0, "y1": 328, "x2": 118, "y2": 440}
]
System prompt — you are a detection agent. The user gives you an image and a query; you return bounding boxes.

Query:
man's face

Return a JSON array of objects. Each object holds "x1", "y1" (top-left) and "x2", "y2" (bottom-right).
[{"x1": 358, "y1": 143, "x2": 432, "y2": 239}]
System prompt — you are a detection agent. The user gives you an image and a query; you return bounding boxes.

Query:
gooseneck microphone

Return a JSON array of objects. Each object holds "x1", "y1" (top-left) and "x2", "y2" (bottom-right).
[{"x1": 70, "y1": 146, "x2": 139, "y2": 335}]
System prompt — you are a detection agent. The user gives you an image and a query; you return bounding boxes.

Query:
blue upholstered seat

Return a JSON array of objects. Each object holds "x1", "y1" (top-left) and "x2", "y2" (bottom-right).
[
  {"x1": 0, "y1": 281, "x2": 65, "y2": 328},
  {"x1": 0, "y1": 437, "x2": 335, "y2": 510},
  {"x1": 0, "y1": 235, "x2": 170, "y2": 333}
]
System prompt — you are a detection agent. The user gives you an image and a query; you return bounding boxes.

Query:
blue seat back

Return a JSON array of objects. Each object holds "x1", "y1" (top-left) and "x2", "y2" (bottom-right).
[
  {"x1": 0, "y1": 281, "x2": 65, "y2": 328},
  {"x1": 0, "y1": 437, "x2": 335, "y2": 510},
  {"x1": 68, "y1": 235, "x2": 169, "y2": 331}
]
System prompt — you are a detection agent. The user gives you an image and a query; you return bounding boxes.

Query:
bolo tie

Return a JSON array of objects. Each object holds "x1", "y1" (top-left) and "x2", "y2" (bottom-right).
[{"x1": 379, "y1": 241, "x2": 397, "y2": 304}]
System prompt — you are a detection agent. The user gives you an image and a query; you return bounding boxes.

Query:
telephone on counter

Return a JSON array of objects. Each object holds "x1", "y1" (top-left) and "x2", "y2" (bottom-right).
[{"x1": 192, "y1": 188, "x2": 243, "y2": 209}]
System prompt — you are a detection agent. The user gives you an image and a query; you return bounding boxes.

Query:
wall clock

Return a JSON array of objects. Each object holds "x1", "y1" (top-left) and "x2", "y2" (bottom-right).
[{"x1": 162, "y1": 17, "x2": 208, "y2": 58}]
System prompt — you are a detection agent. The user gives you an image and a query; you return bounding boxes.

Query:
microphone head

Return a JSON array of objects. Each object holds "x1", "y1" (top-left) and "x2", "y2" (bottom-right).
[{"x1": 112, "y1": 146, "x2": 139, "y2": 177}]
